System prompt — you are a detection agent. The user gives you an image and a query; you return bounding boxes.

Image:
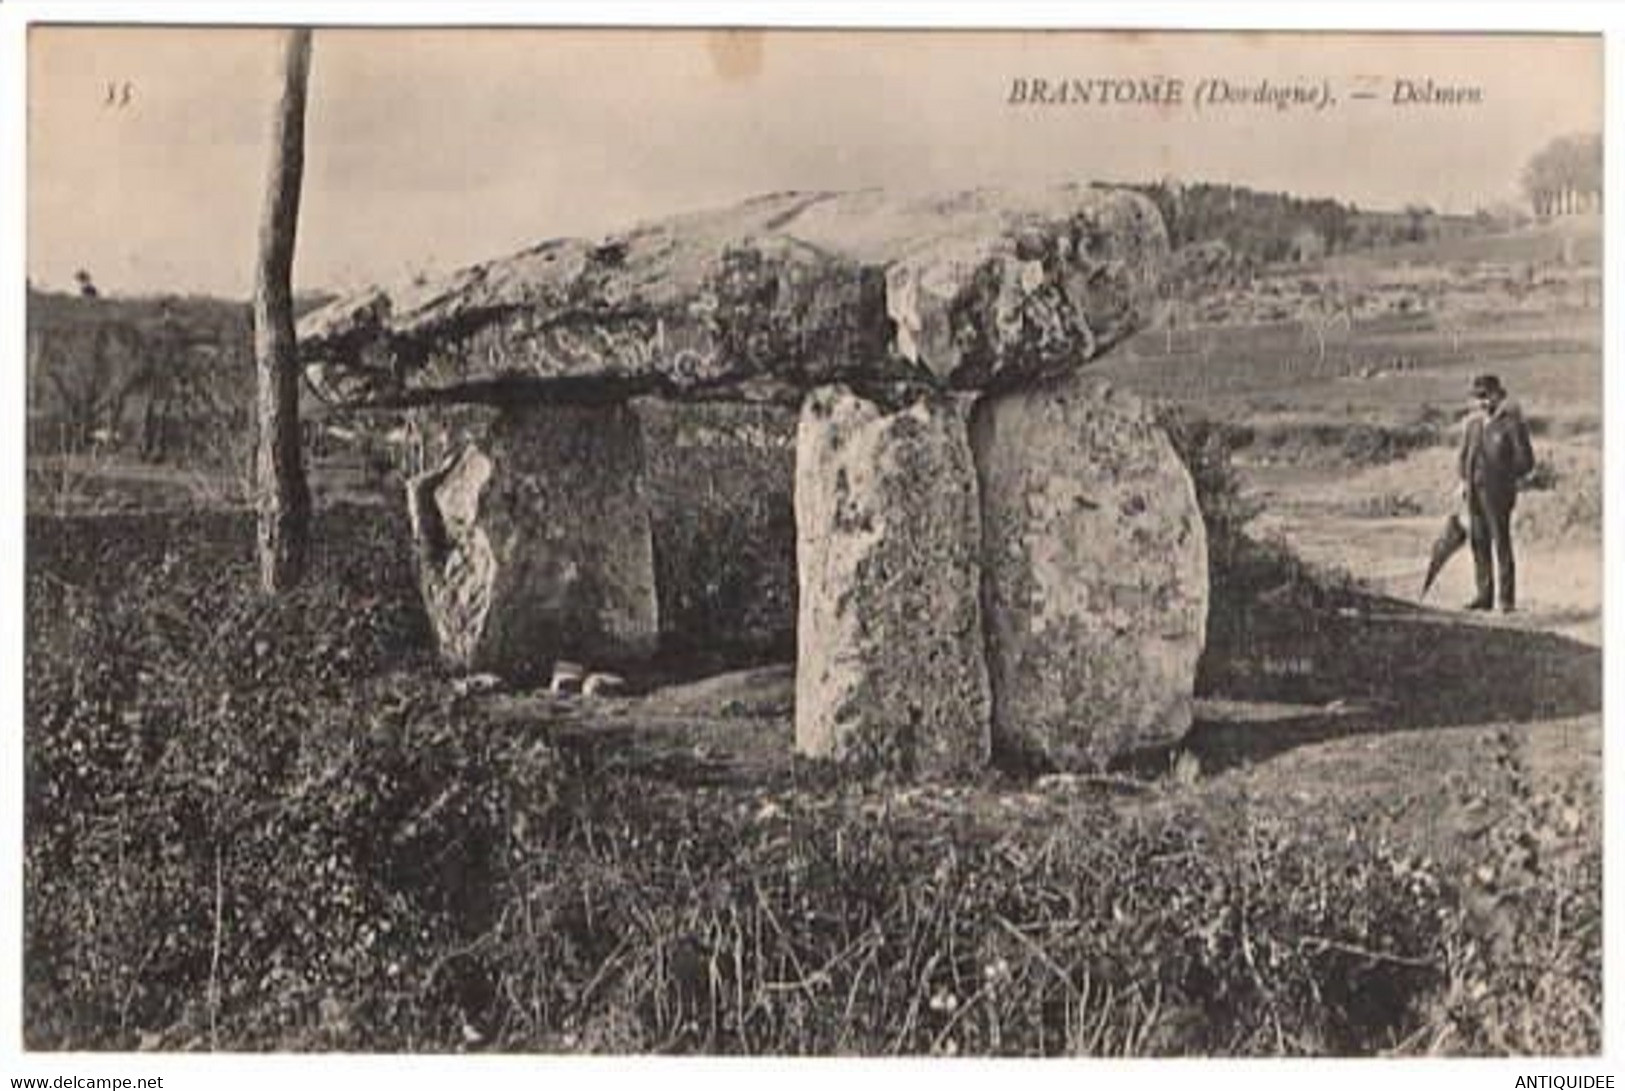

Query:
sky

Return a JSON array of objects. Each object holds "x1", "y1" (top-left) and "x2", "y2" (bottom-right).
[{"x1": 27, "y1": 26, "x2": 1603, "y2": 298}]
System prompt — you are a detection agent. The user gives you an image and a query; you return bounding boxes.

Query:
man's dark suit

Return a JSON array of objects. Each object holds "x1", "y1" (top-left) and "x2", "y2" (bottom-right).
[{"x1": 1458, "y1": 401, "x2": 1535, "y2": 609}]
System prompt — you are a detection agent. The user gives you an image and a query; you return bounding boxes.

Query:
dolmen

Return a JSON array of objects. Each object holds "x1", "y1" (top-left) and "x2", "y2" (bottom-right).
[{"x1": 297, "y1": 184, "x2": 1208, "y2": 775}]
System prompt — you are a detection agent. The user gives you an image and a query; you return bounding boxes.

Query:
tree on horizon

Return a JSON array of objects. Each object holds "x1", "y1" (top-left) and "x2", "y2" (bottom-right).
[{"x1": 1522, "y1": 132, "x2": 1602, "y2": 218}]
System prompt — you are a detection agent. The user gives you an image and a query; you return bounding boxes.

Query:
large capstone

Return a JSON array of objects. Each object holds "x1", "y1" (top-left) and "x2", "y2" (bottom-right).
[
  {"x1": 794, "y1": 385, "x2": 991, "y2": 776},
  {"x1": 298, "y1": 185, "x2": 1168, "y2": 407},
  {"x1": 970, "y1": 375, "x2": 1208, "y2": 770},
  {"x1": 405, "y1": 402, "x2": 658, "y2": 680}
]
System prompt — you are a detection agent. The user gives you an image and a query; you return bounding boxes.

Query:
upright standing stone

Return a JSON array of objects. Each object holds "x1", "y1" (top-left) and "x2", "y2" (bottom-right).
[
  {"x1": 970, "y1": 376, "x2": 1208, "y2": 770},
  {"x1": 406, "y1": 402, "x2": 658, "y2": 681},
  {"x1": 794, "y1": 385, "x2": 990, "y2": 776}
]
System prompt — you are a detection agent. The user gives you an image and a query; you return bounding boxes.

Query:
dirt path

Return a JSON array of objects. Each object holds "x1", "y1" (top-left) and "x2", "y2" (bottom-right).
[
  {"x1": 1200, "y1": 453, "x2": 1603, "y2": 868},
  {"x1": 1248, "y1": 442, "x2": 1602, "y2": 649},
  {"x1": 1257, "y1": 508, "x2": 1601, "y2": 647}
]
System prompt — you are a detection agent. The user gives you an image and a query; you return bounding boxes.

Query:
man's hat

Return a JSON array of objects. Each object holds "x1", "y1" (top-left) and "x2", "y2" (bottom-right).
[{"x1": 1470, "y1": 373, "x2": 1505, "y2": 397}]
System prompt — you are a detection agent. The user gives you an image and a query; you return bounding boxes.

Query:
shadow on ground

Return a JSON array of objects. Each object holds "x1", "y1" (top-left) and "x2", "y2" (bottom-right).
[
  {"x1": 482, "y1": 589, "x2": 1602, "y2": 788},
  {"x1": 1185, "y1": 590, "x2": 1602, "y2": 775}
]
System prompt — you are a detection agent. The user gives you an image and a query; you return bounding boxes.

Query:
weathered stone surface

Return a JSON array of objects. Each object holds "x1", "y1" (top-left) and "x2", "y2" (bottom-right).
[
  {"x1": 549, "y1": 660, "x2": 586, "y2": 695},
  {"x1": 405, "y1": 403, "x2": 658, "y2": 680},
  {"x1": 299, "y1": 185, "x2": 1167, "y2": 406},
  {"x1": 582, "y1": 672, "x2": 627, "y2": 698},
  {"x1": 794, "y1": 384, "x2": 990, "y2": 776},
  {"x1": 969, "y1": 375, "x2": 1208, "y2": 770}
]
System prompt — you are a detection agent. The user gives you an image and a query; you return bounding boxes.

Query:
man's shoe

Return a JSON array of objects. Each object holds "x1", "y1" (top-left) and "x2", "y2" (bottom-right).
[
  {"x1": 1464, "y1": 598, "x2": 1492, "y2": 611},
  {"x1": 1499, "y1": 602, "x2": 1517, "y2": 614}
]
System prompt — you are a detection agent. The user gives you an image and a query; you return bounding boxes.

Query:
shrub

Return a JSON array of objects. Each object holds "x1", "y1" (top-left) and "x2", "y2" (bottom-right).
[
  {"x1": 1521, "y1": 457, "x2": 1559, "y2": 492},
  {"x1": 1157, "y1": 408, "x2": 1261, "y2": 576},
  {"x1": 24, "y1": 506, "x2": 455, "y2": 1048},
  {"x1": 1339, "y1": 423, "x2": 1438, "y2": 467},
  {"x1": 638, "y1": 402, "x2": 797, "y2": 660},
  {"x1": 1349, "y1": 492, "x2": 1426, "y2": 519},
  {"x1": 25, "y1": 659, "x2": 563, "y2": 1050}
]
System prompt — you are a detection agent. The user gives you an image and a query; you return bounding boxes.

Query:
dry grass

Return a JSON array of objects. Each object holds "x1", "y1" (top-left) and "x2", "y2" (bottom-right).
[{"x1": 22, "y1": 506, "x2": 1600, "y2": 1056}]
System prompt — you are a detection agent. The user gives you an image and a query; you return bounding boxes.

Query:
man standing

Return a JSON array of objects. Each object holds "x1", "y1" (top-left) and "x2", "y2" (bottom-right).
[{"x1": 1459, "y1": 373, "x2": 1535, "y2": 612}]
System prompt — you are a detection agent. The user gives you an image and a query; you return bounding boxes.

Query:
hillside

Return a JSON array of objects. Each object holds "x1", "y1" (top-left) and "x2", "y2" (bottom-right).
[
  {"x1": 27, "y1": 289, "x2": 336, "y2": 459},
  {"x1": 1133, "y1": 180, "x2": 1495, "y2": 267},
  {"x1": 1158, "y1": 214, "x2": 1599, "y2": 332}
]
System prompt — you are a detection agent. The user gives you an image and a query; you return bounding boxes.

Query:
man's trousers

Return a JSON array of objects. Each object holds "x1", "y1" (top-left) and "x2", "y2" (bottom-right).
[{"x1": 1467, "y1": 487, "x2": 1516, "y2": 609}]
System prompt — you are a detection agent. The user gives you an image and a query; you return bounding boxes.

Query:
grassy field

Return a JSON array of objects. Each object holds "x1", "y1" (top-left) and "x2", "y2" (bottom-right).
[
  {"x1": 1102, "y1": 309, "x2": 1600, "y2": 425},
  {"x1": 1323, "y1": 215, "x2": 1602, "y2": 272},
  {"x1": 23, "y1": 505, "x2": 1600, "y2": 1054}
]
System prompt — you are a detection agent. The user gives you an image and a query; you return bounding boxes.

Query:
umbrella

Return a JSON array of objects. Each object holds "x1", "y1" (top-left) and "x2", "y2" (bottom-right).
[{"x1": 1421, "y1": 512, "x2": 1469, "y2": 596}]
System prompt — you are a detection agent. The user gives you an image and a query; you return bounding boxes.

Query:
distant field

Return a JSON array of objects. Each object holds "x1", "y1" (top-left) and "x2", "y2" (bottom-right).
[
  {"x1": 1324, "y1": 216, "x2": 1602, "y2": 272},
  {"x1": 1100, "y1": 308, "x2": 1601, "y2": 429}
]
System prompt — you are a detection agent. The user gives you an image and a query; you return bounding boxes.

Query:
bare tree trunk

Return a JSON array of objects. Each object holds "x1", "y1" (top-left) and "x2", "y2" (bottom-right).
[{"x1": 253, "y1": 28, "x2": 313, "y2": 593}]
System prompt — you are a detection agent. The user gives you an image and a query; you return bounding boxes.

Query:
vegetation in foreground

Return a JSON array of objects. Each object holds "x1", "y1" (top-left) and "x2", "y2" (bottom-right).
[{"x1": 24, "y1": 482, "x2": 1600, "y2": 1055}]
